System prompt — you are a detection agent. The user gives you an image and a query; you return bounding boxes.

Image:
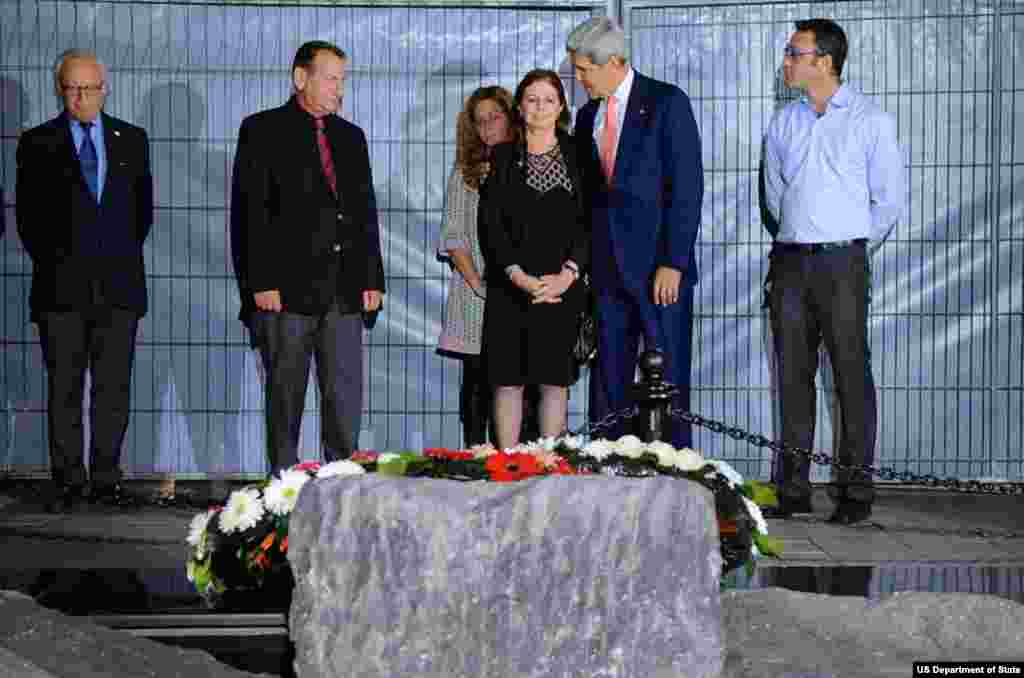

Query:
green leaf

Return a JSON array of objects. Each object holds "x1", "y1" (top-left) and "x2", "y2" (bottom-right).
[
  {"x1": 377, "y1": 459, "x2": 409, "y2": 476},
  {"x1": 744, "y1": 480, "x2": 779, "y2": 507},
  {"x1": 753, "y1": 531, "x2": 784, "y2": 557}
]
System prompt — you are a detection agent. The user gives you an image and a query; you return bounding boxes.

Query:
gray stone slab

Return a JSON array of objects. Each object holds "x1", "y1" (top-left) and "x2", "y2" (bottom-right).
[
  {"x1": 721, "y1": 588, "x2": 1024, "y2": 678},
  {"x1": 288, "y1": 475, "x2": 724, "y2": 678},
  {"x1": 0, "y1": 591, "x2": 268, "y2": 678}
]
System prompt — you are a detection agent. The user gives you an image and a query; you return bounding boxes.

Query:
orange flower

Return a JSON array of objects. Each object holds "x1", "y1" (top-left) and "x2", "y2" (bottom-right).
[
  {"x1": 260, "y1": 533, "x2": 275, "y2": 551},
  {"x1": 425, "y1": 448, "x2": 474, "y2": 460},
  {"x1": 485, "y1": 452, "x2": 544, "y2": 482}
]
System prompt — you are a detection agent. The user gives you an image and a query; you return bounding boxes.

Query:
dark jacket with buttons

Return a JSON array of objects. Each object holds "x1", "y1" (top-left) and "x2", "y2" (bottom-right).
[
  {"x1": 16, "y1": 111, "x2": 153, "y2": 321},
  {"x1": 230, "y1": 96, "x2": 385, "y2": 325}
]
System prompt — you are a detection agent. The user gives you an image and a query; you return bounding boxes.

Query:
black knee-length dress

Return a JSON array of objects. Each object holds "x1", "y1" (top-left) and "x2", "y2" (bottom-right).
[{"x1": 479, "y1": 134, "x2": 589, "y2": 387}]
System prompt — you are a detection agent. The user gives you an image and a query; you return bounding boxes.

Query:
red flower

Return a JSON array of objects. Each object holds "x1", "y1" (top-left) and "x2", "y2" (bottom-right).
[
  {"x1": 350, "y1": 450, "x2": 380, "y2": 462},
  {"x1": 485, "y1": 452, "x2": 544, "y2": 482},
  {"x1": 292, "y1": 461, "x2": 322, "y2": 472},
  {"x1": 552, "y1": 458, "x2": 577, "y2": 475},
  {"x1": 426, "y1": 447, "x2": 474, "y2": 461},
  {"x1": 280, "y1": 536, "x2": 288, "y2": 553}
]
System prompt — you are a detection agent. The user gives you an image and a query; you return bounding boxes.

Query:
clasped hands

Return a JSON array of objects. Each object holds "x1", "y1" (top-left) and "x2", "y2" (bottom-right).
[
  {"x1": 510, "y1": 268, "x2": 574, "y2": 304},
  {"x1": 254, "y1": 289, "x2": 383, "y2": 312}
]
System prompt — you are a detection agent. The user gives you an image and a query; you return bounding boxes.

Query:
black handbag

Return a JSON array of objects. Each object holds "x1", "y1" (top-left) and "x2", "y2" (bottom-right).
[{"x1": 573, "y1": 274, "x2": 597, "y2": 367}]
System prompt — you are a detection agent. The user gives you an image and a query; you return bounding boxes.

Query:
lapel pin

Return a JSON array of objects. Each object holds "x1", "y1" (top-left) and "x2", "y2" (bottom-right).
[{"x1": 114, "y1": 130, "x2": 121, "y2": 137}]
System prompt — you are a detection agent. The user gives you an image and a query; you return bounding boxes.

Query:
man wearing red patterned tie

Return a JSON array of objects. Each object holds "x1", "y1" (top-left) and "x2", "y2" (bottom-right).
[
  {"x1": 231, "y1": 41, "x2": 385, "y2": 474},
  {"x1": 568, "y1": 18, "x2": 704, "y2": 449}
]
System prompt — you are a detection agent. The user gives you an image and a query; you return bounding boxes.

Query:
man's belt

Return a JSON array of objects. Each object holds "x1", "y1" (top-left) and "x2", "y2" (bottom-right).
[{"x1": 772, "y1": 238, "x2": 867, "y2": 254}]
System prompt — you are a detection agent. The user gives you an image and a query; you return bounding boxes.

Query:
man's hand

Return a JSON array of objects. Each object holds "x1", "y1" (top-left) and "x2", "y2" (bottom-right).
[
  {"x1": 363, "y1": 289, "x2": 383, "y2": 312},
  {"x1": 510, "y1": 269, "x2": 544, "y2": 298},
  {"x1": 652, "y1": 266, "x2": 682, "y2": 306},
  {"x1": 254, "y1": 290, "x2": 282, "y2": 312},
  {"x1": 534, "y1": 270, "x2": 573, "y2": 304}
]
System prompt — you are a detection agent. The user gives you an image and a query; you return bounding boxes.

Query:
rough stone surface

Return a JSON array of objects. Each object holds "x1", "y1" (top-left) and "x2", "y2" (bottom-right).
[
  {"x1": 0, "y1": 591, "x2": 269, "y2": 678},
  {"x1": 288, "y1": 475, "x2": 724, "y2": 678},
  {"x1": 721, "y1": 588, "x2": 1024, "y2": 678}
]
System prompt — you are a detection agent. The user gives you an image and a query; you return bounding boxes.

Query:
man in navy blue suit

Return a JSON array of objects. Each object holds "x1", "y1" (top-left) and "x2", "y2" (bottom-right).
[
  {"x1": 17, "y1": 49, "x2": 153, "y2": 511},
  {"x1": 568, "y1": 18, "x2": 704, "y2": 448}
]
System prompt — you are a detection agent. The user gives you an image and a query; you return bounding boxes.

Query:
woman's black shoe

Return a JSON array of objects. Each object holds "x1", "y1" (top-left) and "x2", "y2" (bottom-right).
[
  {"x1": 827, "y1": 502, "x2": 873, "y2": 525},
  {"x1": 762, "y1": 496, "x2": 814, "y2": 519}
]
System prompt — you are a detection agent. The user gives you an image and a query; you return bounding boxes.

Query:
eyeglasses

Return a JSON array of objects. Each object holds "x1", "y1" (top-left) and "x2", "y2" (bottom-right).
[
  {"x1": 783, "y1": 46, "x2": 821, "y2": 58},
  {"x1": 62, "y1": 83, "x2": 105, "y2": 97}
]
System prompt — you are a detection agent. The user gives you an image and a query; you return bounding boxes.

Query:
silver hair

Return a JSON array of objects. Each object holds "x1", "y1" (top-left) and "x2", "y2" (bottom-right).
[
  {"x1": 566, "y1": 17, "x2": 628, "y2": 65},
  {"x1": 53, "y1": 48, "x2": 108, "y2": 97}
]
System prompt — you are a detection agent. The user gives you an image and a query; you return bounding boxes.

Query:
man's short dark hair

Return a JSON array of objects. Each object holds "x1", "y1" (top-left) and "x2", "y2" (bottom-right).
[
  {"x1": 795, "y1": 18, "x2": 847, "y2": 78},
  {"x1": 292, "y1": 41, "x2": 347, "y2": 74}
]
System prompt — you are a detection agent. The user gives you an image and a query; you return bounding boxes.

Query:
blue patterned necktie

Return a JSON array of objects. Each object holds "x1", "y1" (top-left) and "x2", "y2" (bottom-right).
[{"x1": 79, "y1": 121, "x2": 99, "y2": 201}]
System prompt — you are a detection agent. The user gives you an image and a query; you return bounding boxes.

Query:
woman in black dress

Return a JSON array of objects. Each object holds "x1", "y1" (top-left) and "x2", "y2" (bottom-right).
[{"x1": 479, "y1": 69, "x2": 588, "y2": 449}]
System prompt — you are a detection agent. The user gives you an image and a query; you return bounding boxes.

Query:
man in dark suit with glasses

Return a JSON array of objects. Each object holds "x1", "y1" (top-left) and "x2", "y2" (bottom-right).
[{"x1": 16, "y1": 48, "x2": 153, "y2": 511}]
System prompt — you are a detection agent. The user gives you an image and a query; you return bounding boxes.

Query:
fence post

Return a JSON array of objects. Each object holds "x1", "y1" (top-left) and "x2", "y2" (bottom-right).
[{"x1": 631, "y1": 350, "x2": 678, "y2": 443}]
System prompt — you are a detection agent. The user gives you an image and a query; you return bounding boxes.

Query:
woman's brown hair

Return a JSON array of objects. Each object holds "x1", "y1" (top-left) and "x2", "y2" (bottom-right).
[
  {"x1": 514, "y1": 69, "x2": 571, "y2": 134},
  {"x1": 456, "y1": 85, "x2": 517, "y2": 190}
]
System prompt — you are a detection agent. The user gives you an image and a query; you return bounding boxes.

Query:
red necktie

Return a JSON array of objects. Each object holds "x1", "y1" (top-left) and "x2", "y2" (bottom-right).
[
  {"x1": 600, "y1": 94, "x2": 619, "y2": 184},
  {"x1": 314, "y1": 117, "x2": 337, "y2": 197}
]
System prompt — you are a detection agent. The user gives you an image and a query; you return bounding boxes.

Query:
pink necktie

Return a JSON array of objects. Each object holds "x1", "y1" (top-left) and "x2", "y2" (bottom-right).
[{"x1": 600, "y1": 94, "x2": 618, "y2": 183}]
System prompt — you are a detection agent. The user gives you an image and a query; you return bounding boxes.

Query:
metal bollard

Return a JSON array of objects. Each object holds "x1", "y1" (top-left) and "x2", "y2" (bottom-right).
[{"x1": 630, "y1": 350, "x2": 678, "y2": 443}]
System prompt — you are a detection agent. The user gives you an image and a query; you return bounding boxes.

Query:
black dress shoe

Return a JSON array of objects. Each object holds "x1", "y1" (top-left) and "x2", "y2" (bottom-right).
[
  {"x1": 88, "y1": 483, "x2": 135, "y2": 507},
  {"x1": 763, "y1": 496, "x2": 814, "y2": 519},
  {"x1": 46, "y1": 485, "x2": 85, "y2": 513},
  {"x1": 827, "y1": 502, "x2": 872, "y2": 525}
]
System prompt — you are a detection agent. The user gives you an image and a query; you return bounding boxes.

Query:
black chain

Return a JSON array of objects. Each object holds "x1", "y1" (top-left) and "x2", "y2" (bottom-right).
[
  {"x1": 669, "y1": 406, "x2": 1024, "y2": 496},
  {"x1": 569, "y1": 405, "x2": 1024, "y2": 496}
]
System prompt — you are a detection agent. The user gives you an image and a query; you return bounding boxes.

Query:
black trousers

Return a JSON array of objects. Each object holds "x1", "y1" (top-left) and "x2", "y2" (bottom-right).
[
  {"x1": 252, "y1": 306, "x2": 362, "y2": 473},
  {"x1": 767, "y1": 241, "x2": 877, "y2": 505},
  {"x1": 38, "y1": 306, "x2": 139, "y2": 489}
]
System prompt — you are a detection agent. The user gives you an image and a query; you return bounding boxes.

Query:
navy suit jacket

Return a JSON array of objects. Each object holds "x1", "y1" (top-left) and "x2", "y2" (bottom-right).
[
  {"x1": 574, "y1": 72, "x2": 703, "y2": 296},
  {"x1": 16, "y1": 112, "x2": 153, "y2": 321}
]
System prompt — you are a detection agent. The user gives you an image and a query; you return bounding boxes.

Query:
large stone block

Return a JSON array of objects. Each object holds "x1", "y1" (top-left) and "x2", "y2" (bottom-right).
[{"x1": 288, "y1": 475, "x2": 723, "y2": 678}]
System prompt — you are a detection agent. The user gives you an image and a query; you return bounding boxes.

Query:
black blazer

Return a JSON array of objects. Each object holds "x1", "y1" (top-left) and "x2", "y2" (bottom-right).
[
  {"x1": 230, "y1": 97, "x2": 385, "y2": 323},
  {"x1": 15, "y1": 112, "x2": 153, "y2": 320},
  {"x1": 479, "y1": 130, "x2": 589, "y2": 286}
]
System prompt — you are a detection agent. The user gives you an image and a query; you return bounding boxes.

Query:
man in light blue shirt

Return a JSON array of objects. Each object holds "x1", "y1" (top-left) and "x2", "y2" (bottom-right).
[{"x1": 763, "y1": 19, "x2": 907, "y2": 525}]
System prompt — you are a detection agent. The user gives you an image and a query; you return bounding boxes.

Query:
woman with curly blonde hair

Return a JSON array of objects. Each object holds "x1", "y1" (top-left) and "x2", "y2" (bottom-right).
[{"x1": 437, "y1": 85, "x2": 519, "y2": 446}]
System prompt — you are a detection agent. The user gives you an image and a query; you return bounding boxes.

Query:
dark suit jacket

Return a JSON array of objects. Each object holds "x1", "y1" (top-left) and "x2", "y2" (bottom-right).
[
  {"x1": 230, "y1": 97, "x2": 385, "y2": 325},
  {"x1": 16, "y1": 112, "x2": 153, "y2": 321},
  {"x1": 574, "y1": 72, "x2": 703, "y2": 295},
  {"x1": 478, "y1": 130, "x2": 589, "y2": 287}
]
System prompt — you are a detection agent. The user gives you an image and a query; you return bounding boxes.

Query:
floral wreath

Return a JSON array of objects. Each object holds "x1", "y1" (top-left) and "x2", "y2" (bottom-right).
[{"x1": 186, "y1": 436, "x2": 781, "y2": 606}]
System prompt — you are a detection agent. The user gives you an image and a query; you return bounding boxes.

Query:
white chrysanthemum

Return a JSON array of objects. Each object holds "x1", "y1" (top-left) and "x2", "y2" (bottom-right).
[
  {"x1": 316, "y1": 460, "x2": 367, "y2": 479},
  {"x1": 263, "y1": 469, "x2": 311, "y2": 516},
  {"x1": 742, "y1": 496, "x2": 768, "y2": 536},
  {"x1": 470, "y1": 444, "x2": 498, "y2": 459},
  {"x1": 581, "y1": 438, "x2": 615, "y2": 461},
  {"x1": 614, "y1": 435, "x2": 646, "y2": 459},
  {"x1": 219, "y1": 488, "x2": 265, "y2": 534},
  {"x1": 673, "y1": 447, "x2": 706, "y2": 472},
  {"x1": 534, "y1": 436, "x2": 559, "y2": 451},
  {"x1": 648, "y1": 441, "x2": 683, "y2": 469},
  {"x1": 559, "y1": 435, "x2": 584, "y2": 450},
  {"x1": 377, "y1": 453, "x2": 401, "y2": 464},
  {"x1": 186, "y1": 509, "x2": 216, "y2": 558},
  {"x1": 708, "y1": 459, "x2": 743, "y2": 487},
  {"x1": 751, "y1": 542, "x2": 761, "y2": 559}
]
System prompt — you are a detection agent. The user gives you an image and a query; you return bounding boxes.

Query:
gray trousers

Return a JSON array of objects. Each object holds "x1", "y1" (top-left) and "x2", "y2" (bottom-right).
[
  {"x1": 767, "y1": 241, "x2": 877, "y2": 505},
  {"x1": 38, "y1": 306, "x2": 139, "y2": 489},
  {"x1": 252, "y1": 305, "x2": 363, "y2": 473}
]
